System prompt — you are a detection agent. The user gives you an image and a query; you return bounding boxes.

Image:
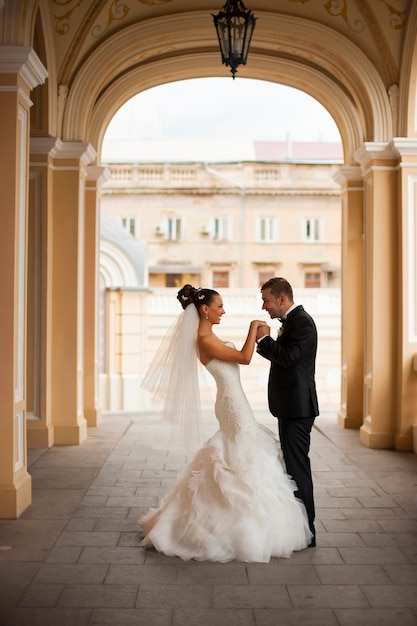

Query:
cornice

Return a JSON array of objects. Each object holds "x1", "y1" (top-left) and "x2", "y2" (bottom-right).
[{"x1": 0, "y1": 46, "x2": 48, "y2": 89}]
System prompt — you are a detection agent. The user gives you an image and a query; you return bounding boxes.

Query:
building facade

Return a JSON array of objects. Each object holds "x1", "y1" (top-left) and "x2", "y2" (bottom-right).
[
  {"x1": 101, "y1": 141, "x2": 342, "y2": 291},
  {"x1": 99, "y1": 143, "x2": 342, "y2": 414}
]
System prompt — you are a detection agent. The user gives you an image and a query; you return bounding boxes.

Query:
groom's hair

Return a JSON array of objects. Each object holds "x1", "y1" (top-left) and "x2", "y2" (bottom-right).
[{"x1": 261, "y1": 277, "x2": 293, "y2": 302}]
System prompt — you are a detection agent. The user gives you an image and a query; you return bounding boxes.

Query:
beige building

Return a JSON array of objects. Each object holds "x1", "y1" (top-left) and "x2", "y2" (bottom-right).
[
  {"x1": 101, "y1": 140, "x2": 342, "y2": 290},
  {"x1": 1, "y1": 0, "x2": 417, "y2": 518},
  {"x1": 98, "y1": 141, "x2": 343, "y2": 415}
]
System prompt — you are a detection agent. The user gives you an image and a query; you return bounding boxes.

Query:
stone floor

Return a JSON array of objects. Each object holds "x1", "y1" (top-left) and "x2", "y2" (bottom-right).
[{"x1": 0, "y1": 411, "x2": 416, "y2": 626}]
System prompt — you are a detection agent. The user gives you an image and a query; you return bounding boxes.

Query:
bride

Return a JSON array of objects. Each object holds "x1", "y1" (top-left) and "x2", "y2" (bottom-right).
[{"x1": 139, "y1": 284, "x2": 312, "y2": 562}]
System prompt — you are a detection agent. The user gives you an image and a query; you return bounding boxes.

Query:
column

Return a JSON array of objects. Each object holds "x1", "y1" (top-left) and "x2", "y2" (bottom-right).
[
  {"x1": 26, "y1": 138, "x2": 58, "y2": 448},
  {"x1": 355, "y1": 143, "x2": 399, "y2": 449},
  {"x1": 50, "y1": 140, "x2": 96, "y2": 444},
  {"x1": 84, "y1": 166, "x2": 109, "y2": 426},
  {"x1": 392, "y1": 139, "x2": 417, "y2": 451},
  {"x1": 334, "y1": 167, "x2": 364, "y2": 429},
  {"x1": 0, "y1": 46, "x2": 47, "y2": 517}
]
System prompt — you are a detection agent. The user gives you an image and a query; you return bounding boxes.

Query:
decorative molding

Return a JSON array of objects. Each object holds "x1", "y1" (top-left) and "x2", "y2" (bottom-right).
[
  {"x1": 14, "y1": 105, "x2": 27, "y2": 405},
  {"x1": 14, "y1": 412, "x2": 24, "y2": 472},
  {"x1": 333, "y1": 166, "x2": 363, "y2": 185},
  {"x1": 30, "y1": 136, "x2": 60, "y2": 155},
  {"x1": 0, "y1": 46, "x2": 48, "y2": 90},
  {"x1": 50, "y1": 139, "x2": 97, "y2": 165},
  {"x1": 354, "y1": 141, "x2": 398, "y2": 167},
  {"x1": 87, "y1": 165, "x2": 111, "y2": 185},
  {"x1": 100, "y1": 240, "x2": 139, "y2": 287},
  {"x1": 407, "y1": 174, "x2": 417, "y2": 343},
  {"x1": 391, "y1": 138, "x2": 417, "y2": 157}
]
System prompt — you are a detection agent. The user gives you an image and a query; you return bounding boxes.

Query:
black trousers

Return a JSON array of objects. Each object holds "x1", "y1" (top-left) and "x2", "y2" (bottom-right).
[{"x1": 278, "y1": 416, "x2": 316, "y2": 535}]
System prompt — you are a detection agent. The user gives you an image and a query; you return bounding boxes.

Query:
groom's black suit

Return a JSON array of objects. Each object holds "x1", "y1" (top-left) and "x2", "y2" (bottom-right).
[{"x1": 257, "y1": 305, "x2": 319, "y2": 539}]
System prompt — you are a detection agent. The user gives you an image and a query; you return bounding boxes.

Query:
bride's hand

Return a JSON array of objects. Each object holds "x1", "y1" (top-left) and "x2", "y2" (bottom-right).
[{"x1": 251, "y1": 319, "x2": 268, "y2": 329}]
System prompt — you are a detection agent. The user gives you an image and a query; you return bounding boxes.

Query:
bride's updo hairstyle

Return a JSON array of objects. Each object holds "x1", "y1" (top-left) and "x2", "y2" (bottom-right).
[{"x1": 177, "y1": 284, "x2": 219, "y2": 312}]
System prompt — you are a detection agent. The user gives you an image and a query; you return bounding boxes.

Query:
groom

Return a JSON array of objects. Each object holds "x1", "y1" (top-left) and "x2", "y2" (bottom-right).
[{"x1": 256, "y1": 277, "x2": 319, "y2": 547}]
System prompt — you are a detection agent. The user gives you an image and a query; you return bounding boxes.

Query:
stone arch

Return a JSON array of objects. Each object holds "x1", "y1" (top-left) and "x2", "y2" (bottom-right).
[
  {"x1": 62, "y1": 11, "x2": 391, "y2": 166},
  {"x1": 99, "y1": 240, "x2": 139, "y2": 289}
]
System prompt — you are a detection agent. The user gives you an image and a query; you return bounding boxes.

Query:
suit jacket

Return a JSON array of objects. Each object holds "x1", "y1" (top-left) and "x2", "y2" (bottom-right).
[{"x1": 257, "y1": 305, "x2": 319, "y2": 419}]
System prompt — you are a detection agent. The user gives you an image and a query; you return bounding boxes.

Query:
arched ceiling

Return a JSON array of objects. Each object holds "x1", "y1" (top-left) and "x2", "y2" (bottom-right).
[
  {"x1": 42, "y1": 0, "x2": 408, "y2": 90},
  {"x1": 23, "y1": 0, "x2": 414, "y2": 165}
]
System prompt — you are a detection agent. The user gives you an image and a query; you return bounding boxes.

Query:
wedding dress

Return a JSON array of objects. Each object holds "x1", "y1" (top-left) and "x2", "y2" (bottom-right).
[{"x1": 139, "y1": 342, "x2": 312, "y2": 562}]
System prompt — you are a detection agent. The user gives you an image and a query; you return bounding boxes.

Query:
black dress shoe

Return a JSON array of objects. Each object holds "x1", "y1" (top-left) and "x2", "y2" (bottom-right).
[{"x1": 308, "y1": 536, "x2": 316, "y2": 548}]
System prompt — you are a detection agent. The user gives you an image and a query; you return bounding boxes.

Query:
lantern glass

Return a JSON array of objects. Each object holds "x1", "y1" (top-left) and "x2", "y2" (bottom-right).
[{"x1": 212, "y1": 0, "x2": 256, "y2": 78}]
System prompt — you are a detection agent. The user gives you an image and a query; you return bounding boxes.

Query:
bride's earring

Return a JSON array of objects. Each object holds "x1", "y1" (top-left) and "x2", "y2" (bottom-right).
[{"x1": 205, "y1": 315, "x2": 208, "y2": 320}]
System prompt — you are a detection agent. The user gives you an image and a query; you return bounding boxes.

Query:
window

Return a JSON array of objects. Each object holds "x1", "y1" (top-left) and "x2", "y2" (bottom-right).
[
  {"x1": 166, "y1": 274, "x2": 182, "y2": 288},
  {"x1": 121, "y1": 217, "x2": 136, "y2": 237},
  {"x1": 213, "y1": 271, "x2": 229, "y2": 288},
  {"x1": 304, "y1": 217, "x2": 321, "y2": 242},
  {"x1": 167, "y1": 217, "x2": 182, "y2": 241},
  {"x1": 258, "y1": 217, "x2": 276, "y2": 242},
  {"x1": 213, "y1": 217, "x2": 230, "y2": 241},
  {"x1": 305, "y1": 272, "x2": 321, "y2": 288},
  {"x1": 258, "y1": 271, "x2": 275, "y2": 287}
]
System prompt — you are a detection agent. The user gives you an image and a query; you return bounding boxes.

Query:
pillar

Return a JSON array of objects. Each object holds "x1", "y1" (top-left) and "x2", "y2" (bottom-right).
[
  {"x1": 50, "y1": 140, "x2": 96, "y2": 444},
  {"x1": 84, "y1": 166, "x2": 109, "y2": 426},
  {"x1": 334, "y1": 167, "x2": 364, "y2": 429},
  {"x1": 26, "y1": 138, "x2": 58, "y2": 448},
  {"x1": 355, "y1": 143, "x2": 399, "y2": 449},
  {"x1": 0, "y1": 46, "x2": 47, "y2": 517},
  {"x1": 392, "y1": 139, "x2": 417, "y2": 451}
]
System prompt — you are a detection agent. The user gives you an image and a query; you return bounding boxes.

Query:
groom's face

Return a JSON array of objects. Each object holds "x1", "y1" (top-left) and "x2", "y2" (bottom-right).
[{"x1": 261, "y1": 289, "x2": 285, "y2": 320}]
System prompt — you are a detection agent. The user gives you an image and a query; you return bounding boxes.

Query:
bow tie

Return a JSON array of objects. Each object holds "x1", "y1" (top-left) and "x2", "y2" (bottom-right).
[{"x1": 278, "y1": 317, "x2": 287, "y2": 324}]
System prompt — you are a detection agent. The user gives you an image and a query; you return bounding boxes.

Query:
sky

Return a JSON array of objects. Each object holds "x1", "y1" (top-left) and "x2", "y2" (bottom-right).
[{"x1": 103, "y1": 77, "x2": 342, "y2": 145}]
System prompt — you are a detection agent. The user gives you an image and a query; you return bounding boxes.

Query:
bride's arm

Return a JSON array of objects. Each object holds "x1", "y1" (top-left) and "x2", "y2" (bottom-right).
[{"x1": 199, "y1": 320, "x2": 267, "y2": 365}]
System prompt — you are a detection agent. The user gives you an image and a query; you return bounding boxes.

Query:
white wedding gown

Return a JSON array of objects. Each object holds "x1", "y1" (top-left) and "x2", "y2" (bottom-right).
[{"x1": 139, "y1": 343, "x2": 312, "y2": 562}]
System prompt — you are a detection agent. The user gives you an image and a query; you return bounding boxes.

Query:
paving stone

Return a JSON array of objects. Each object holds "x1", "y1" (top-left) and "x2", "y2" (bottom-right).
[
  {"x1": 137, "y1": 583, "x2": 212, "y2": 608},
  {"x1": 33, "y1": 563, "x2": 109, "y2": 584},
  {"x1": 314, "y1": 564, "x2": 391, "y2": 584},
  {"x1": 79, "y1": 546, "x2": 145, "y2": 564},
  {"x1": 5, "y1": 607, "x2": 92, "y2": 625},
  {"x1": 361, "y1": 584, "x2": 417, "y2": 608},
  {"x1": 254, "y1": 607, "x2": 339, "y2": 625},
  {"x1": 338, "y1": 547, "x2": 410, "y2": 564},
  {"x1": 19, "y1": 583, "x2": 64, "y2": 607},
  {"x1": 58, "y1": 584, "x2": 137, "y2": 608},
  {"x1": 176, "y1": 561, "x2": 248, "y2": 585},
  {"x1": 383, "y1": 563, "x2": 417, "y2": 584},
  {"x1": 287, "y1": 584, "x2": 369, "y2": 608},
  {"x1": 359, "y1": 532, "x2": 417, "y2": 547},
  {"x1": 247, "y1": 563, "x2": 320, "y2": 585},
  {"x1": 45, "y1": 546, "x2": 83, "y2": 564},
  {"x1": 56, "y1": 531, "x2": 120, "y2": 547},
  {"x1": 94, "y1": 518, "x2": 140, "y2": 532},
  {"x1": 105, "y1": 564, "x2": 177, "y2": 584},
  {"x1": 321, "y1": 519, "x2": 382, "y2": 533},
  {"x1": 20, "y1": 489, "x2": 86, "y2": 520},
  {"x1": 334, "y1": 607, "x2": 417, "y2": 625},
  {"x1": 172, "y1": 608, "x2": 256, "y2": 626},
  {"x1": 90, "y1": 607, "x2": 172, "y2": 625},
  {"x1": 213, "y1": 584, "x2": 291, "y2": 608}
]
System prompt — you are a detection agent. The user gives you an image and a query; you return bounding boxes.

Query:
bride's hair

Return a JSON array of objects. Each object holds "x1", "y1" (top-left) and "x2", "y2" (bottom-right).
[{"x1": 177, "y1": 284, "x2": 219, "y2": 311}]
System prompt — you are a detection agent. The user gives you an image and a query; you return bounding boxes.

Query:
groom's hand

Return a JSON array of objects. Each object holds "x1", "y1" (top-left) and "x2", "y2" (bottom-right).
[{"x1": 256, "y1": 324, "x2": 270, "y2": 341}]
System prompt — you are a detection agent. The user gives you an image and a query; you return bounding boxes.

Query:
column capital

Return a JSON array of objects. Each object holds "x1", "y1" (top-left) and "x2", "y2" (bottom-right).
[
  {"x1": 390, "y1": 138, "x2": 417, "y2": 158},
  {"x1": 0, "y1": 45, "x2": 47, "y2": 89},
  {"x1": 50, "y1": 139, "x2": 96, "y2": 166},
  {"x1": 87, "y1": 165, "x2": 111, "y2": 186},
  {"x1": 30, "y1": 137, "x2": 60, "y2": 156},
  {"x1": 333, "y1": 166, "x2": 363, "y2": 186},
  {"x1": 354, "y1": 141, "x2": 398, "y2": 167}
]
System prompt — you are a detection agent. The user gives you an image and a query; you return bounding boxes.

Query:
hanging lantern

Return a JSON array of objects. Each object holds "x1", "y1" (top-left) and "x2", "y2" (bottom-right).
[{"x1": 212, "y1": 0, "x2": 257, "y2": 79}]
